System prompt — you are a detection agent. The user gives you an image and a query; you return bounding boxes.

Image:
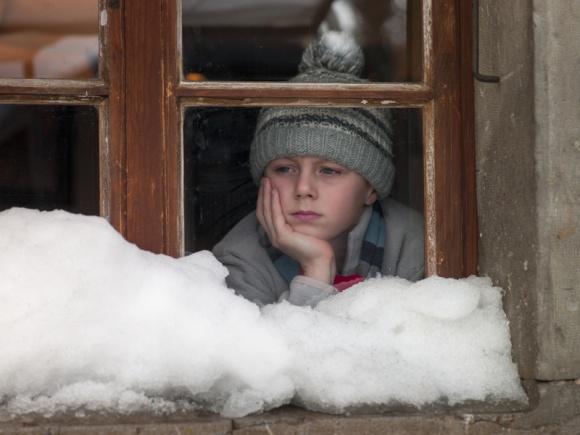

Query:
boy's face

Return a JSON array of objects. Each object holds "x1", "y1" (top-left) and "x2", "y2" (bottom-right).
[{"x1": 263, "y1": 156, "x2": 377, "y2": 244}]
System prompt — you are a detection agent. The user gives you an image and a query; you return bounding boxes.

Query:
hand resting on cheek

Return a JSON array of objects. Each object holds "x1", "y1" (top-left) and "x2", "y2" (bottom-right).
[{"x1": 256, "y1": 177, "x2": 336, "y2": 285}]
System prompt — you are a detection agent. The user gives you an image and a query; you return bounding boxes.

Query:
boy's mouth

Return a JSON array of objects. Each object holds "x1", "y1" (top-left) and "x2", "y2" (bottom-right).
[{"x1": 291, "y1": 211, "x2": 321, "y2": 222}]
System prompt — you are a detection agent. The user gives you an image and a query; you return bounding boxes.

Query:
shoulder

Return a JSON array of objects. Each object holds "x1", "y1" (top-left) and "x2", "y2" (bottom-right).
[
  {"x1": 379, "y1": 197, "x2": 424, "y2": 239},
  {"x1": 212, "y1": 211, "x2": 263, "y2": 254},
  {"x1": 379, "y1": 197, "x2": 425, "y2": 281},
  {"x1": 212, "y1": 211, "x2": 272, "y2": 275},
  {"x1": 212, "y1": 211, "x2": 288, "y2": 305}
]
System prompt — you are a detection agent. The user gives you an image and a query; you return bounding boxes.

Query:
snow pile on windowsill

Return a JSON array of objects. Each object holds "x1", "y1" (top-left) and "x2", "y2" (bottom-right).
[{"x1": 0, "y1": 208, "x2": 527, "y2": 418}]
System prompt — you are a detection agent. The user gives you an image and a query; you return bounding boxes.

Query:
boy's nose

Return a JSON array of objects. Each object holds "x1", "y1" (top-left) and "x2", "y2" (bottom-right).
[{"x1": 295, "y1": 173, "x2": 316, "y2": 198}]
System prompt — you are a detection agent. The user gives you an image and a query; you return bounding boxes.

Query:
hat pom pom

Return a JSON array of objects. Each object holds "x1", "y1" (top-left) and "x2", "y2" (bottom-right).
[{"x1": 299, "y1": 32, "x2": 364, "y2": 77}]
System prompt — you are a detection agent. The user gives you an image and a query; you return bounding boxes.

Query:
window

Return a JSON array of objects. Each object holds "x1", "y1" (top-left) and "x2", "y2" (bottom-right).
[
  {"x1": 182, "y1": 106, "x2": 423, "y2": 253},
  {"x1": 0, "y1": 0, "x2": 476, "y2": 277},
  {"x1": 0, "y1": 103, "x2": 100, "y2": 214},
  {"x1": 0, "y1": 0, "x2": 122, "y2": 226}
]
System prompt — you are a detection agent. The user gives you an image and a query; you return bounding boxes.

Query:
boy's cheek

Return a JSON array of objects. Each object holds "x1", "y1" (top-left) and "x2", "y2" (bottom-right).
[{"x1": 268, "y1": 179, "x2": 287, "y2": 196}]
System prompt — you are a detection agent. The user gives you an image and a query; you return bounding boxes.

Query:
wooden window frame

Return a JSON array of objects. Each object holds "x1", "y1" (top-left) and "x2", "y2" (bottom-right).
[
  {"x1": 0, "y1": 0, "x2": 125, "y2": 235},
  {"x1": 0, "y1": 0, "x2": 477, "y2": 279},
  {"x1": 123, "y1": 0, "x2": 476, "y2": 278}
]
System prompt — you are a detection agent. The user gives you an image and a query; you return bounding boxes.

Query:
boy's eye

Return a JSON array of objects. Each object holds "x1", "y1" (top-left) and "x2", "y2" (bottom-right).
[
  {"x1": 320, "y1": 167, "x2": 340, "y2": 175},
  {"x1": 275, "y1": 166, "x2": 293, "y2": 173}
]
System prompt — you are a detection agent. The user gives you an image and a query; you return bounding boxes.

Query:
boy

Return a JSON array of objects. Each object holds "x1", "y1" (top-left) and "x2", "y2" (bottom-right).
[{"x1": 212, "y1": 33, "x2": 424, "y2": 307}]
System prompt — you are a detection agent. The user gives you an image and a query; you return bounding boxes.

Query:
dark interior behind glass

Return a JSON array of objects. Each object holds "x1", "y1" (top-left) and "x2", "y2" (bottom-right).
[
  {"x1": 182, "y1": 0, "x2": 422, "y2": 82},
  {"x1": 0, "y1": 104, "x2": 99, "y2": 215}
]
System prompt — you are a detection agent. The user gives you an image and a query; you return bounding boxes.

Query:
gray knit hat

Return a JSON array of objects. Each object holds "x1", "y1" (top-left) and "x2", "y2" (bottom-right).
[{"x1": 249, "y1": 32, "x2": 395, "y2": 198}]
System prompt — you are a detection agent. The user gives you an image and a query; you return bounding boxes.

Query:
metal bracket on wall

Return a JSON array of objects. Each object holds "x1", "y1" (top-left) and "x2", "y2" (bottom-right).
[{"x1": 472, "y1": 0, "x2": 500, "y2": 83}]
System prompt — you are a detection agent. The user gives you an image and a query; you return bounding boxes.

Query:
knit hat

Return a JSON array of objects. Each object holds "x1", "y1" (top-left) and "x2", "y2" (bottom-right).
[{"x1": 249, "y1": 32, "x2": 395, "y2": 198}]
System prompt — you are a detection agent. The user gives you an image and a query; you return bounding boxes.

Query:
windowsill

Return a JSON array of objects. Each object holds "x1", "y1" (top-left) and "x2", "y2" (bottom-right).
[{"x1": 0, "y1": 382, "x2": 535, "y2": 434}]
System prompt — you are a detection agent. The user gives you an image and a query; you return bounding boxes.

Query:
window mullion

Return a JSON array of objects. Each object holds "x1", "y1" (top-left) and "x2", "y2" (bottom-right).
[
  {"x1": 427, "y1": 0, "x2": 477, "y2": 278},
  {"x1": 123, "y1": 0, "x2": 167, "y2": 253}
]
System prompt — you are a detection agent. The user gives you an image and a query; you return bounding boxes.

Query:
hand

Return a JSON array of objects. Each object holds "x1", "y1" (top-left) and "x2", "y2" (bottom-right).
[{"x1": 257, "y1": 178, "x2": 336, "y2": 284}]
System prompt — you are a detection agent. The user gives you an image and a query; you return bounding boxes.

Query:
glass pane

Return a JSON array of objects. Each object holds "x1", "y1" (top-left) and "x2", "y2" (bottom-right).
[
  {"x1": 184, "y1": 107, "x2": 259, "y2": 252},
  {"x1": 0, "y1": 104, "x2": 100, "y2": 215},
  {"x1": 0, "y1": 0, "x2": 99, "y2": 79},
  {"x1": 182, "y1": 0, "x2": 422, "y2": 83},
  {"x1": 183, "y1": 106, "x2": 423, "y2": 253}
]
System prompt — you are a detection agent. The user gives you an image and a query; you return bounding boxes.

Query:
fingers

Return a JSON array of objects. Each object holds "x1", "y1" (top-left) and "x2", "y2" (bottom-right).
[
  {"x1": 256, "y1": 178, "x2": 269, "y2": 237},
  {"x1": 258, "y1": 177, "x2": 295, "y2": 249},
  {"x1": 270, "y1": 187, "x2": 289, "y2": 238},
  {"x1": 257, "y1": 178, "x2": 279, "y2": 244}
]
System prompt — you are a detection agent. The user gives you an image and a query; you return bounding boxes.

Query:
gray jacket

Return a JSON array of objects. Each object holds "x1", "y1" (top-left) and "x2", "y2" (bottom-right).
[{"x1": 212, "y1": 198, "x2": 425, "y2": 307}]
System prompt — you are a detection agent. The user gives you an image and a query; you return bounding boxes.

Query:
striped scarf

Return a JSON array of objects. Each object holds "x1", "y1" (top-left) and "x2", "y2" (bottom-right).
[{"x1": 269, "y1": 202, "x2": 385, "y2": 284}]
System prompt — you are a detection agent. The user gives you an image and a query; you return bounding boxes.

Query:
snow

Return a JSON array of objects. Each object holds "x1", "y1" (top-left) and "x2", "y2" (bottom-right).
[{"x1": 0, "y1": 208, "x2": 527, "y2": 418}]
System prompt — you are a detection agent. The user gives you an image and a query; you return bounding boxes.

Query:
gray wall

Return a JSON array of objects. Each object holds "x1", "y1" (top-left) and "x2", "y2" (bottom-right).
[
  {"x1": 476, "y1": 0, "x2": 580, "y2": 381},
  {"x1": 475, "y1": 0, "x2": 538, "y2": 380},
  {"x1": 533, "y1": 0, "x2": 580, "y2": 380}
]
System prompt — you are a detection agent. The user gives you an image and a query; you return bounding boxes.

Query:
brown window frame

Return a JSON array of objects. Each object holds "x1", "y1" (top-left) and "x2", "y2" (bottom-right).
[
  {"x1": 0, "y1": 0, "x2": 476, "y2": 279},
  {"x1": 0, "y1": 0, "x2": 125, "y2": 234}
]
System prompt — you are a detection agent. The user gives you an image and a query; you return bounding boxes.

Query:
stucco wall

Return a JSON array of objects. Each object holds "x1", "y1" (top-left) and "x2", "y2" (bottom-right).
[
  {"x1": 474, "y1": 0, "x2": 538, "y2": 380},
  {"x1": 533, "y1": 0, "x2": 580, "y2": 380},
  {"x1": 476, "y1": 0, "x2": 580, "y2": 381}
]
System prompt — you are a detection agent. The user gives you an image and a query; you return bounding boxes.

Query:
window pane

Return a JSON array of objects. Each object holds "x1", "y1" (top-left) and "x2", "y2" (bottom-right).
[
  {"x1": 0, "y1": 104, "x2": 100, "y2": 215},
  {"x1": 184, "y1": 107, "x2": 259, "y2": 252},
  {"x1": 181, "y1": 0, "x2": 422, "y2": 82},
  {"x1": 183, "y1": 106, "x2": 423, "y2": 253},
  {"x1": 0, "y1": 0, "x2": 99, "y2": 79}
]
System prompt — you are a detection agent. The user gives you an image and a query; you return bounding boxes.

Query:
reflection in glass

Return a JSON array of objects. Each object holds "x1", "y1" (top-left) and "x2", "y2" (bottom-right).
[
  {"x1": 183, "y1": 106, "x2": 423, "y2": 253},
  {"x1": 0, "y1": 0, "x2": 99, "y2": 79},
  {"x1": 0, "y1": 104, "x2": 100, "y2": 215},
  {"x1": 182, "y1": 0, "x2": 422, "y2": 83}
]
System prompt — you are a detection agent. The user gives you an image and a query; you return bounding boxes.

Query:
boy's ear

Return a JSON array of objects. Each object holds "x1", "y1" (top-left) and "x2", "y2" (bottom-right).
[{"x1": 364, "y1": 188, "x2": 378, "y2": 206}]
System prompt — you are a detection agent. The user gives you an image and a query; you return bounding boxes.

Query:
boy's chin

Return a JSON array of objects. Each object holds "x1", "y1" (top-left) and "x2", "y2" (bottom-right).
[
  {"x1": 291, "y1": 226, "x2": 339, "y2": 243},
  {"x1": 289, "y1": 225, "x2": 326, "y2": 240}
]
